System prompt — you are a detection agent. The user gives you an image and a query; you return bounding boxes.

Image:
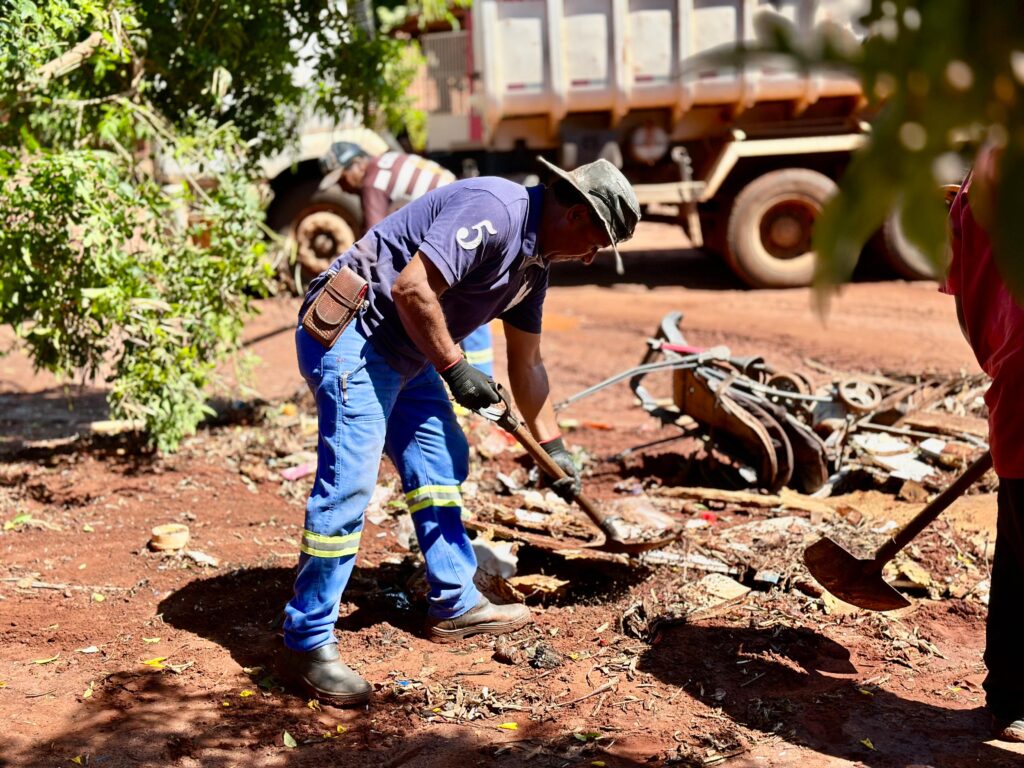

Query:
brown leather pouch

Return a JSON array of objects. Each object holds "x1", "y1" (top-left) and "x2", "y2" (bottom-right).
[{"x1": 301, "y1": 266, "x2": 369, "y2": 348}]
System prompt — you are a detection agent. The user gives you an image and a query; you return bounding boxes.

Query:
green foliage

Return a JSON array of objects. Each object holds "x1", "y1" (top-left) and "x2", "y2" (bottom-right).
[
  {"x1": 314, "y1": 21, "x2": 427, "y2": 150},
  {"x1": 0, "y1": 123, "x2": 271, "y2": 451},
  {"x1": 0, "y1": 0, "x2": 418, "y2": 450},
  {"x1": 377, "y1": 0, "x2": 473, "y2": 33},
  {"x1": 705, "y1": 1, "x2": 1024, "y2": 297}
]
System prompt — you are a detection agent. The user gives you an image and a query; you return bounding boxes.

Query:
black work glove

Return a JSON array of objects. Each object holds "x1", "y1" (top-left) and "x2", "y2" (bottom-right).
[
  {"x1": 439, "y1": 358, "x2": 501, "y2": 411},
  {"x1": 540, "y1": 436, "x2": 581, "y2": 501}
]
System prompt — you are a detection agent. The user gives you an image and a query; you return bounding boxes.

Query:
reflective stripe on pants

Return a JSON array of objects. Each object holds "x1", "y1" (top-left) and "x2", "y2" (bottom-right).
[{"x1": 460, "y1": 325, "x2": 494, "y2": 377}]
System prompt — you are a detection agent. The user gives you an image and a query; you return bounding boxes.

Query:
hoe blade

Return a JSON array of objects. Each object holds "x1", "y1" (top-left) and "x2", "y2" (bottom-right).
[{"x1": 804, "y1": 537, "x2": 910, "y2": 612}]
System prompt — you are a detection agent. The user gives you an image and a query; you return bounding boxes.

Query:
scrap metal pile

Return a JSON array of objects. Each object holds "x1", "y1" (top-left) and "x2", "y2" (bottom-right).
[{"x1": 557, "y1": 312, "x2": 991, "y2": 498}]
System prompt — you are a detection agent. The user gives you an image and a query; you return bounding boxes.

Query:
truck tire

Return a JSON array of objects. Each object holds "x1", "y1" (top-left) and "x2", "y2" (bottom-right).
[
  {"x1": 724, "y1": 168, "x2": 838, "y2": 289},
  {"x1": 870, "y1": 211, "x2": 940, "y2": 280},
  {"x1": 871, "y1": 181, "x2": 963, "y2": 281},
  {"x1": 266, "y1": 178, "x2": 363, "y2": 294}
]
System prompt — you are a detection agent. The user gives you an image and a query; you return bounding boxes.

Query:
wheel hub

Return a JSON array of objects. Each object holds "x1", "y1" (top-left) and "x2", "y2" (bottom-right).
[
  {"x1": 769, "y1": 216, "x2": 803, "y2": 250},
  {"x1": 294, "y1": 209, "x2": 356, "y2": 276},
  {"x1": 760, "y1": 201, "x2": 816, "y2": 260},
  {"x1": 312, "y1": 232, "x2": 336, "y2": 259}
]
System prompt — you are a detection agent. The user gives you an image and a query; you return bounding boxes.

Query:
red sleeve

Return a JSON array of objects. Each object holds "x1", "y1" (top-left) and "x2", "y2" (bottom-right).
[{"x1": 361, "y1": 187, "x2": 389, "y2": 229}]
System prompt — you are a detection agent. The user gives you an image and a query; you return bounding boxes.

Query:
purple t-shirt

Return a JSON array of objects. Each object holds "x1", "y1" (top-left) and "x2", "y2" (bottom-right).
[{"x1": 302, "y1": 178, "x2": 547, "y2": 377}]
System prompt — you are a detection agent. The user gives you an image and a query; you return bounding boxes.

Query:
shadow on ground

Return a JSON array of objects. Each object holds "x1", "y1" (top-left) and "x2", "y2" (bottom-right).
[
  {"x1": 4, "y1": 671, "x2": 652, "y2": 768},
  {"x1": 2, "y1": 565, "x2": 660, "y2": 768},
  {"x1": 639, "y1": 621, "x2": 1020, "y2": 767},
  {"x1": 0, "y1": 386, "x2": 110, "y2": 451},
  {"x1": 549, "y1": 241, "x2": 902, "y2": 292},
  {"x1": 550, "y1": 248, "x2": 742, "y2": 291},
  {"x1": 0, "y1": 386, "x2": 274, "y2": 462},
  {"x1": 156, "y1": 560, "x2": 655, "y2": 670}
]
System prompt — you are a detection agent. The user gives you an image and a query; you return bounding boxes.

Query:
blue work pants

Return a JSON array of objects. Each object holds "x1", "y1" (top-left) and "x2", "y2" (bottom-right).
[{"x1": 284, "y1": 322, "x2": 481, "y2": 652}]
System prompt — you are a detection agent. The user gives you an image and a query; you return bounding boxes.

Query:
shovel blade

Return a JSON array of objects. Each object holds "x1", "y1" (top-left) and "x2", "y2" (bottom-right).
[{"x1": 804, "y1": 537, "x2": 911, "y2": 612}]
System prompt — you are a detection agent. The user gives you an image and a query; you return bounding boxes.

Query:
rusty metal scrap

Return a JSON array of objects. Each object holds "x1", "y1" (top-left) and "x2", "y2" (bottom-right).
[{"x1": 557, "y1": 312, "x2": 992, "y2": 497}]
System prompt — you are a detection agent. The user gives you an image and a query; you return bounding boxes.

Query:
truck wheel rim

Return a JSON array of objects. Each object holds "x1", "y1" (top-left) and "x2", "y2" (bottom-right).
[
  {"x1": 759, "y1": 200, "x2": 817, "y2": 261},
  {"x1": 293, "y1": 206, "x2": 356, "y2": 276}
]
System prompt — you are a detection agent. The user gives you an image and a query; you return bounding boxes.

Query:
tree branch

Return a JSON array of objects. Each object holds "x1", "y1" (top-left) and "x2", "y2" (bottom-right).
[{"x1": 37, "y1": 31, "x2": 105, "y2": 83}]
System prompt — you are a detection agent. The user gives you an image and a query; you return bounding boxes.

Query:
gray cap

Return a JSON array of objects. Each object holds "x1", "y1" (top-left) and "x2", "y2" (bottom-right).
[
  {"x1": 318, "y1": 141, "x2": 369, "y2": 191},
  {"x1": 538, "y1": 157, "x2": 641, "y2": 261}
]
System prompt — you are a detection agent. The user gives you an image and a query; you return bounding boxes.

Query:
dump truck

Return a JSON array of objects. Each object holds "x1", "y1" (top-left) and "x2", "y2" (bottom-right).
[{"x1": 393, "y1": 0, "x2": 937, "y2": 288}]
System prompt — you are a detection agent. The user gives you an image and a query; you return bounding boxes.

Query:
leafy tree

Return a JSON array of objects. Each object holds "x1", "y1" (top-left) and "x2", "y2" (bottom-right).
[
  {"x1": 0, "y1": 0, "x2": 420, "y2": 450},
  {"x1": 716, "y1": 1, "x2": 1024, "y2": 297}
]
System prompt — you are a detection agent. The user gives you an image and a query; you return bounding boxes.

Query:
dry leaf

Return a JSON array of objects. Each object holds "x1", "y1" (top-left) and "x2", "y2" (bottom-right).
[
  {"x1": 83, "y1": 681, "x2": 94, "y2": 699},
  {"x1": 91, "y1": 593, "x2": 105, "y2": 603},
  {"x1": 283, "y1": 731, "x2": 298, "y2": 748},
  {"x1": 498, "y1": 722, "x2": 518, "y2": 730},
  {"x1": 32, "y1": 654, "x2": 59, "y2": 665},
  {"x1": 861, "y1": 737, "x2": 876, "y2": 751},
  {"x1": 82, "y1": 524, "x2": 94, "y2": 532},
  {"x1": 142, "y1": 657, "x2": 167, "y2": 669},
  {"x1": 142, "y1": 638, "x2": 161, "y2": 644},
  {"x1": 76, "y1": 646, "x2": 100, "y2": 654},
  {"x1": 240, "y1": 690, "x2": 254, "y2": 698}
]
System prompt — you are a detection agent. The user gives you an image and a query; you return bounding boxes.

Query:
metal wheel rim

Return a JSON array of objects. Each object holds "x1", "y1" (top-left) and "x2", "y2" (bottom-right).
[
  {"x1": 758, "y1": 199, "x2": 818, "y2": 261},
  {"x1": 292, "y1": 206, "x2": 356, "y2": 278}
]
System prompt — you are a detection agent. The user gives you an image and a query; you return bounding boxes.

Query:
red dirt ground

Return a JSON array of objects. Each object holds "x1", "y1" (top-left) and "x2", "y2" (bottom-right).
[{"x1": 2, "y1": 226, "x2": 1020, "y2": 768}]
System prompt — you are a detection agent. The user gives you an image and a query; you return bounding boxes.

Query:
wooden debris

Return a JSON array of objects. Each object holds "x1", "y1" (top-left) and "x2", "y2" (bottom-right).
[
  {"x1": 652, "y1": 486, "x2": 837, "y2": 517},
  {"x1": 680, "y1": 574, "x2": 751, "y2": 621},
  {"x1": 508, "y1": 574, "x2": 570, "y2": 600},
  {"x1": 549, "y1": 678, "x2": 618, "y2": 709},
  {"x1": 900, "y1": 411, "x2": 989, "y2": 439}
]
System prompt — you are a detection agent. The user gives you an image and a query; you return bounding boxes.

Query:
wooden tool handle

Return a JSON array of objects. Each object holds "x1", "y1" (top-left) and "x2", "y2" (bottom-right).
[
  {"x1": 873, "y1": 450, "x2": 993, "y2": 566},
  {"x1": 503, "y1": 419, "x2": 610, "y2": 528}
]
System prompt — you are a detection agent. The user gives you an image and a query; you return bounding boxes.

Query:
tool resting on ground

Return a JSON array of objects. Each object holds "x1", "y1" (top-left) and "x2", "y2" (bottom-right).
[{"x1": 804, "y1": 451, "x2": 993, "y2": 611}]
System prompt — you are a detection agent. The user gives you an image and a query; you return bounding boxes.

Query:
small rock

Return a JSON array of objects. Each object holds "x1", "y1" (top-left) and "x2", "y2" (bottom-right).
[
  {"x1": 494, "y1": 643, "x2": 524, "y2": 665},
  {"x1": 183, "y1": 550, "x2": 219, "y2": 568},
  {"x1": 898, "y1": 480, "x2": 929, "y2": 504},
  {"x1": 528, "y1": 642, "x2": 564, "y2": 670}
]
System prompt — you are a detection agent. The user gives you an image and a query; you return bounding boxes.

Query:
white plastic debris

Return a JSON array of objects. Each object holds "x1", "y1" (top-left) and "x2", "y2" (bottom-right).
[{"x1": 472, "y1": 538, "x2": 519, "y2": 579}]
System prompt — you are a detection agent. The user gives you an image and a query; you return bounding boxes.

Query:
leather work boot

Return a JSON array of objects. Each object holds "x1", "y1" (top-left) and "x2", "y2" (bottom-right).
[
  {"x1": 426, "y1": 596, "x2": 532, "y2": 643},
  {"x1": 282, "y1": 643, "x2": 371, "y2": 706}
]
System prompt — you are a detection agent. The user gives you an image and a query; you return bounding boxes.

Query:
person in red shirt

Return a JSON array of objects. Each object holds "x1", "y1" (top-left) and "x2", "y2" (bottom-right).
[{"x1": 944, "y1": 145, "x2": 1024, "y2": 742}]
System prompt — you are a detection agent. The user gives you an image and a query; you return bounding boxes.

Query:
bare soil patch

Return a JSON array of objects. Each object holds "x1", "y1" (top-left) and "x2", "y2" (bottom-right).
[{"x1": 2, "y1": 232, "x2": 1019, "y2": 767}]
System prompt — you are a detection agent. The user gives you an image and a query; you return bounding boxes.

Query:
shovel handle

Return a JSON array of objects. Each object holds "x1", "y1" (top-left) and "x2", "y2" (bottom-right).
[
  {"x1": 478, "y1": 385, "x2": 616, "y2": 533},
  {"x1": 502, "y1": 418, "x2": 609, "y2": 526},
  {"x1": 873, "y1": 450, "x2": 992, "y2": 566}
]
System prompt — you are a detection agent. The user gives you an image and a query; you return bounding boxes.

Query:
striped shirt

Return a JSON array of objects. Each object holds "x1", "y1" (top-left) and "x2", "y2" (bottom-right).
[{"x1": 361, "y1": 152, "x2": 456, "y2": 227}]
